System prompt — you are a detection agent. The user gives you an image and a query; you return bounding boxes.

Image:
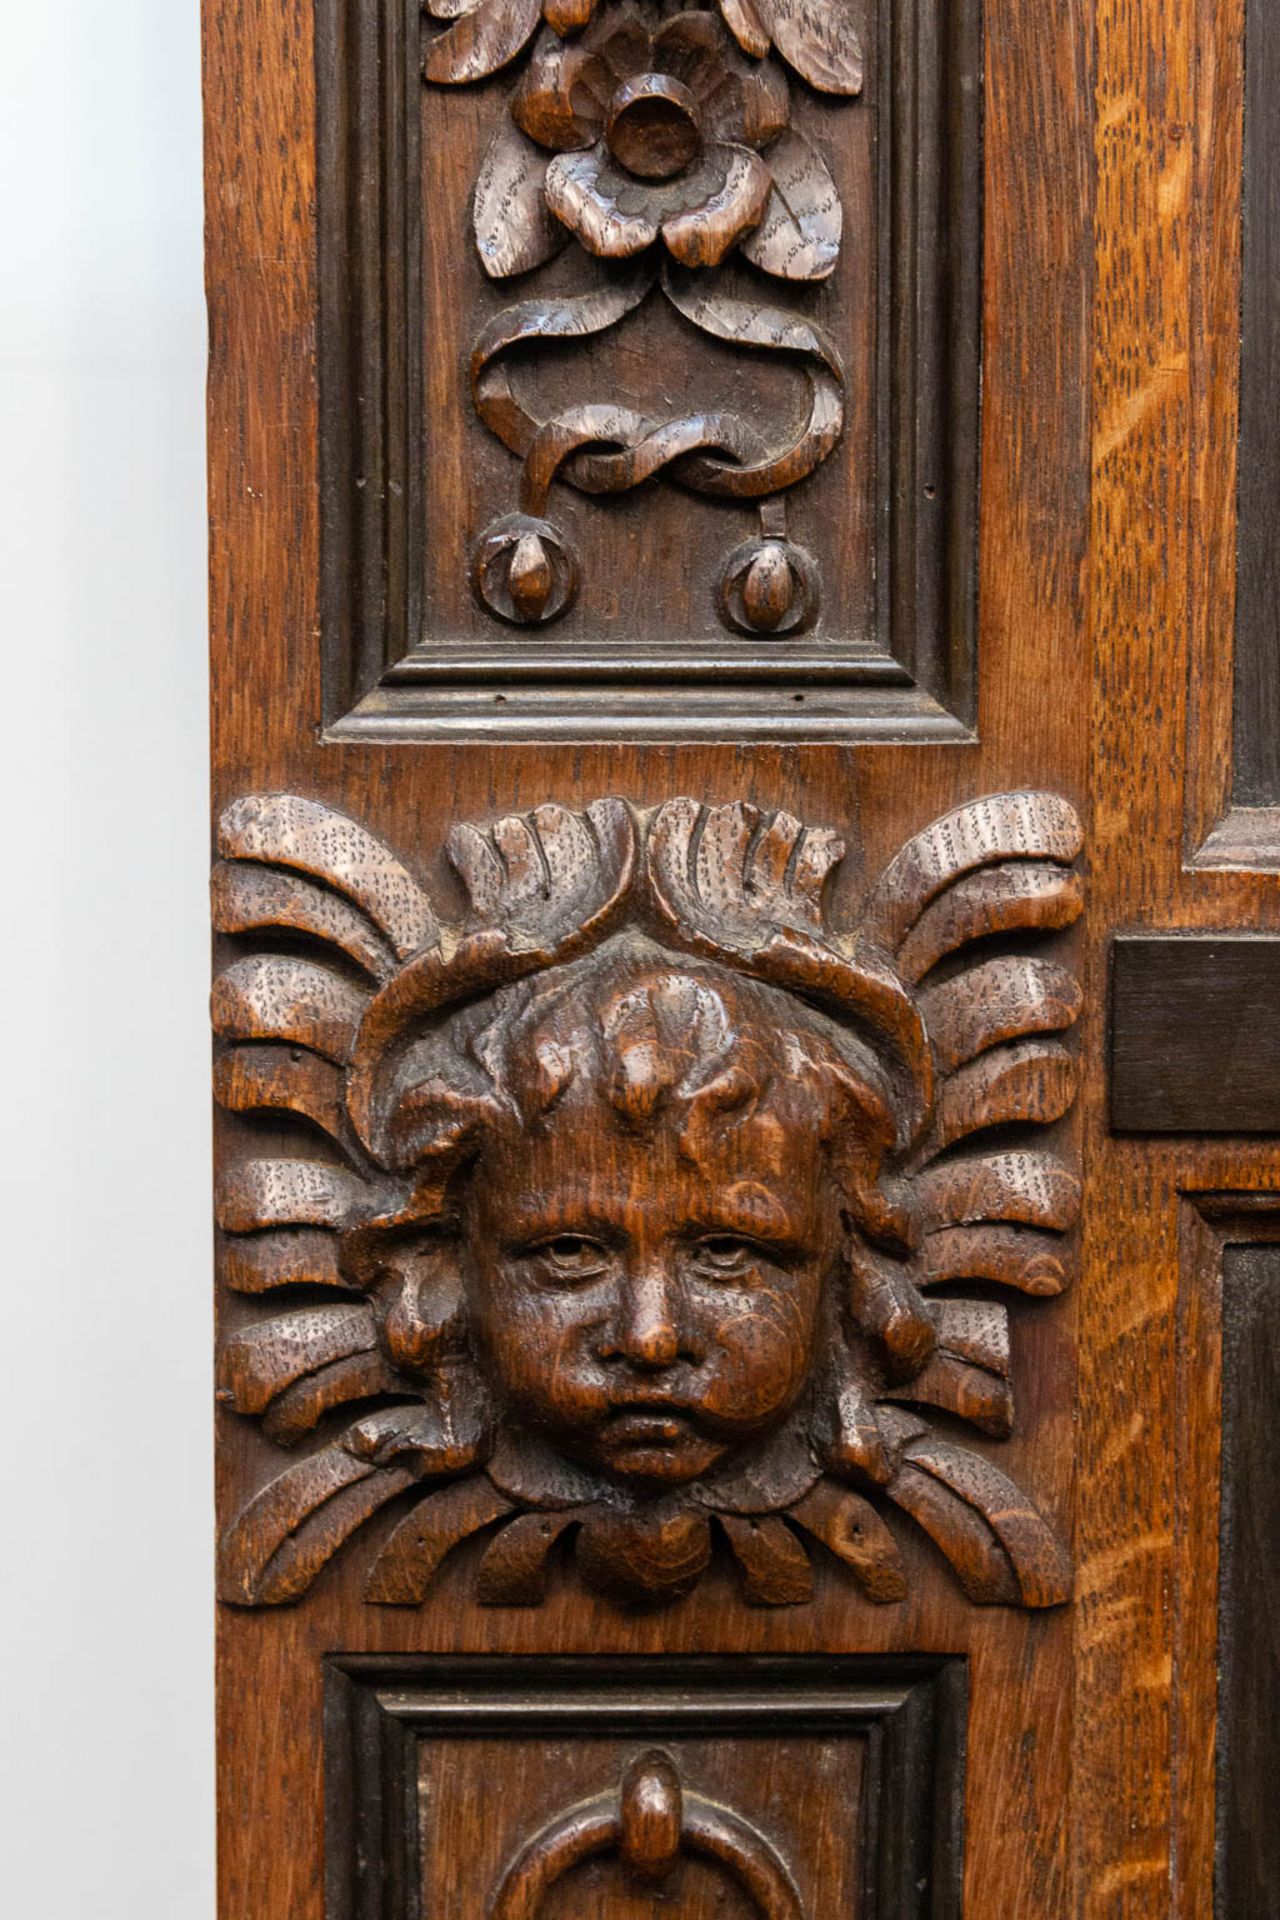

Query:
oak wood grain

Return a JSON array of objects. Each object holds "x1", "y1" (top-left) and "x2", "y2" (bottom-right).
[
  {"x1": 1079, "y1": 1, "x2": 1280, "y2": 1916},
  {"x1": 207, "y1": 0, "x2": 1091, "y2": 1912}
]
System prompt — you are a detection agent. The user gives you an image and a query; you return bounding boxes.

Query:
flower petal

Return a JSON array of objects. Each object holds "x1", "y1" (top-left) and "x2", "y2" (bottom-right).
[
  {"x1": 655, "y1": 9, "x2": 789, "y2": 149},
  {"x1": 759, "y1": 0, "x2": 864, "y2": 95},
  {"x1": 543, "y1": 0, "x2": 595, "y2": 34},
  {"x1": 740, "y1": 128, "x2": 840, "y2": 278},
  {"x1": 473, "y1": 116, "x2": 565, "y2": 277},
  {"x1": 660, "y1": 142, "x2": 771, "y2": 267},
  {"x1": 718, "y1": 0, "x2": 772, "y2": 59},
  {"x1": 652, "y1": 9, "x2": 725, "y2": 91},
  {"x1": 545, "y1": 146, "x2": 661, "y2": 257},
  {"x1": 736, "y1": 56, "x2": 790, "y2": 147},
  {"x1": 423, "y1": 0, "x2": 542, "y2": 84},
  {"x1": 511, "y1": 28, "x2": 608, "y2": 149},
  {"x1": 587, "y1": 5, "x2": 653, "y2": 84}
]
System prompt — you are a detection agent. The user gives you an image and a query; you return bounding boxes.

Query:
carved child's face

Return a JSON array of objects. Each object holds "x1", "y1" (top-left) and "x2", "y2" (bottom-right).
[
  {"x1": 467, "y1": 1096, "x2": 838, "y2": 1485},
  {"x1": 460, "y1": 970, "x2": 856, "y2": 1489}
]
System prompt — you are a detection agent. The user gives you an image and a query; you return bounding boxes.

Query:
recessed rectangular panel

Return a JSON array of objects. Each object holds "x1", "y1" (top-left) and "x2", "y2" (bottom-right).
[
  {"x1": 325, "y1": 1656, "x2": 967, "y2": 1919},
  {"x1": 1110, "y1": 935, "x2": 1280, "y2": 1132},
  {"x1": 317, "y1": 0, "x2": 981, "y2": 740},
  {"x1": 1216, "y1": 1248, "x2": 1280, "y2": 1916}
]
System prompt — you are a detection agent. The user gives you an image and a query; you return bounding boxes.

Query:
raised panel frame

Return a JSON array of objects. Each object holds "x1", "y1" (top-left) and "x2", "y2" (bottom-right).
[
  {"x1": 324, "y1": 1654, "x2": 968, "y2": 1918},
  {"x1": 1172, "y1": 1197, "x2": 1280, "y2": 1917},
  {"x1": 316, "y1": 0, "x2": 983, "y2": 742}
]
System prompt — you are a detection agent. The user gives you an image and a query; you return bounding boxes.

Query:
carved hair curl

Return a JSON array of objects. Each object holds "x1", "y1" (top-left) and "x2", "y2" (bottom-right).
[{"x1": 346, "y1": 942, "x2": 922, "y2": 1306}]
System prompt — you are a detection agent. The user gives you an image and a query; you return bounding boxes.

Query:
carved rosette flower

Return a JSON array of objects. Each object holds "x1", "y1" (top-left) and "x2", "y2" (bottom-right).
[
  {"x1": 472, "y1": 6, "x2": 846, "y2": 280},
  {"x1": 519, "y1": 10, "x2": 786, "y2": 269}
]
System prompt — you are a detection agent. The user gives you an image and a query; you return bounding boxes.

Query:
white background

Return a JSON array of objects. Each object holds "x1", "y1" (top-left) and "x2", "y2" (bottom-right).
[{"x1": 1, "y1": 4, "x2": 214, "y2": 1914}]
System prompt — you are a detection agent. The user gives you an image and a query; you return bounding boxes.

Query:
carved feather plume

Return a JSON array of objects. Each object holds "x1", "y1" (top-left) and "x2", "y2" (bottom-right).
[
  {"x1": 348, "y1": 797, "x2": 637, "y2": 1158},
  {"x1": 213, "y1": 795, "x2": 639, "y2": 1605},
  {"x1": 848, "y1": 792, "x2": 1083, "y2": 1606},
  {"x1": 645, "y1": 796, "x2": 932, "y2": 1141}
]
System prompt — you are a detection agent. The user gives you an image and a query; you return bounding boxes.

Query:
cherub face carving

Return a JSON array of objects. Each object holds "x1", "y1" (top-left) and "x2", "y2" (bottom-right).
[
  {"x1": 451, "y1": 960, "x2": 885, "y2": 1488},
  {"x1": 471, "y1": 1110, "x2": 830, "y2": 1487},
  {"x1": 214, "y1": 792, "x2": 1083, "y2": 1612}
]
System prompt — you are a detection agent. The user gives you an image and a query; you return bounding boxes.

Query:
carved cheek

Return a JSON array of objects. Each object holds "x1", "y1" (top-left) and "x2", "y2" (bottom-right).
[
  {"x1": 695, "y1": 1282, "x2": 818, "y2": 1427},
  {"x1": 482, "y1": 1269, "x2": 613, "y2": 1423}
]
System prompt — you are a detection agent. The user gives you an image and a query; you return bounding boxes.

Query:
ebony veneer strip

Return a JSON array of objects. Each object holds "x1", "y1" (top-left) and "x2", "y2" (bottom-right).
[{"x1": 1110, "y1": 936, "x2": 1280, "y2": 1132}]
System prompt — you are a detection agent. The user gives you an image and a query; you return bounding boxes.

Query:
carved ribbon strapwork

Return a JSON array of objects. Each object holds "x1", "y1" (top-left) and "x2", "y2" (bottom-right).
[
  {"x1": 425, "y1": 0, "x2": 863, "y2": 631},
  {"x1": 214, "y1": 789, "x2": 1082, "y2": 1615}
]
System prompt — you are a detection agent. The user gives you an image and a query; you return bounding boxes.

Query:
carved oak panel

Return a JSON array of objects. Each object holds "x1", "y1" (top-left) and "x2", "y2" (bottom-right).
[
  {"x1": 215, "y1": 790, "x2": 1080, "y2": 1613},
  {"x1": 318, "y1": 0, "x2": 981, "y2": 739},
  {"x1": 324, "y1": 1656, "x2": 967, "y2": 1918}
]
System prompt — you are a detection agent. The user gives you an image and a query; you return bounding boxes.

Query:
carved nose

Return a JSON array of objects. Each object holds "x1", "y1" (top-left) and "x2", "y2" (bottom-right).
[{"x1": 619, "y1": 1268, "x2": 680, "y2": 1370}]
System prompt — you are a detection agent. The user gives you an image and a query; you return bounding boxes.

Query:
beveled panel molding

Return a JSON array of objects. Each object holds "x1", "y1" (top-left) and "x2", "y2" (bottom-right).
[{"x1": 324, "y1": 1655, "x2": 968, "y2": 1918}]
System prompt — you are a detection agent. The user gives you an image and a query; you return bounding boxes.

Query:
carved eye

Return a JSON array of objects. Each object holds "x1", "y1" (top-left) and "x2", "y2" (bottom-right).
[
  {"x1": 530, "y1": 1235, "x2": 610, "y2": 1282},
  {"x1": 692, "y1": 1237, "x2": 758, "y2": 1278}
]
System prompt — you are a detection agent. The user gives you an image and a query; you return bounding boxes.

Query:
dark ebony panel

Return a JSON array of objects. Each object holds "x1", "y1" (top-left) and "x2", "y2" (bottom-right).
[
  {"x1": 1233, "y1": 0, "x2": 1280, "y2": 801},
  {"x1": 324, "y1": 1656, "x2": 967, "y2": 1920},
  {"x1": 1110, "y1": 936, "x2": 1280, "y2": 1132},
  {"x1": 1216, "y1": 1248, "x2": 1280, "y2": 1917}
]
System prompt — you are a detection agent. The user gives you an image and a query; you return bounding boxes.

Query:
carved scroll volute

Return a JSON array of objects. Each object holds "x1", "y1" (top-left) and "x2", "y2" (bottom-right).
[
  {"x1": 489, "y1": 1750, "x2": 806, "y2": 1919},
  {"x1": 214, "y1": 790, "x2": 1081, "y2": 1614},
  {"x1": 420, "y1": 0, "x2": 866, "y2": 632}
]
